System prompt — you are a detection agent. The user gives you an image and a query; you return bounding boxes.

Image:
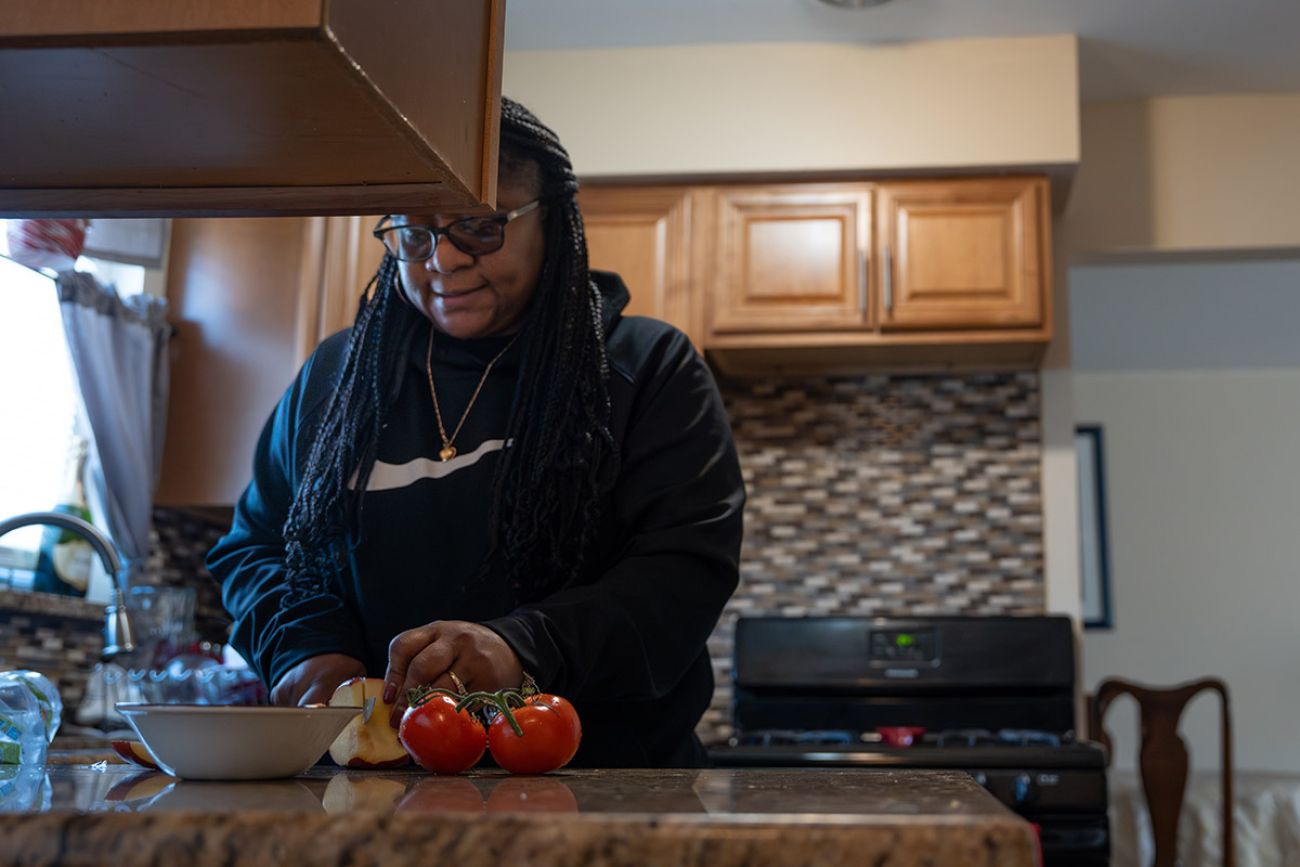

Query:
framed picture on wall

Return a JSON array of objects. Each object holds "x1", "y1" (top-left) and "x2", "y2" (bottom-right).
[{"x1": 1075, "y1": 425, "x2": 1114, "y2": 629}]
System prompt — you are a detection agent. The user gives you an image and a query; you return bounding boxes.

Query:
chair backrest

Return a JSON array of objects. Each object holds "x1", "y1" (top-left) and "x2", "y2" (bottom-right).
[{"x1": 1088, "y1": 677, "x2": 1233, "y2": 867}]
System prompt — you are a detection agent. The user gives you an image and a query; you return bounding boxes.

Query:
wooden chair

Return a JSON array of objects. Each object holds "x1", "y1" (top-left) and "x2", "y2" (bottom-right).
[{"x1": 1088, "y1": 677, "x2": 1234, "y2": 867}]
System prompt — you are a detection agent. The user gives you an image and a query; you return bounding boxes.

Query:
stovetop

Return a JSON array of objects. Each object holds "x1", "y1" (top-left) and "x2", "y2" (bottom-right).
[
  {"x1": 711, "y1": 728, "x2": 1107, "y2": 770},
  {"x1": 738, "y1": 727, "x2": 1072, "y2": 748}
]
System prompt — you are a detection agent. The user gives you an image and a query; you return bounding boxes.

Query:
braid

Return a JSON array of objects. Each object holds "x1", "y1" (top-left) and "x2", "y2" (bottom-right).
[
  {"x1": 281, "y1": 253, "x2": 417, "y2": 603},
  {"x1": 485, "y1": 98, "x2": 619, "y2": 600},
  {"x1": 281, "y1": 97, "x2": 618, "y2": 609}
]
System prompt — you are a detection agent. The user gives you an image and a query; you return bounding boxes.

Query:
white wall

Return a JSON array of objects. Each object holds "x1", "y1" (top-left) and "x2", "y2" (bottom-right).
[
  {"x1": 1046, "y1": 92, "x2": 1300, "y2": 638},
  {"x1": 1066, "y1": 96, "x2": 1300, "y2": 255},
  {"x1": 504, "y1": 36, "x2": 1079, "y2": 177},
  {"x1": 1072, "y1": 257, "x2": 1300, "y2": 772}
]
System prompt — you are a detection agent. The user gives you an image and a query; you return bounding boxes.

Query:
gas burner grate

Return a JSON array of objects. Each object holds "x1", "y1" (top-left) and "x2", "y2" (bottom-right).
[
  {"x1": 739, "y1": 729, "x2": 858, "y2": 747},
  {"x1": 930, "y1": 728, "x2": 1063, "y2": 748}
]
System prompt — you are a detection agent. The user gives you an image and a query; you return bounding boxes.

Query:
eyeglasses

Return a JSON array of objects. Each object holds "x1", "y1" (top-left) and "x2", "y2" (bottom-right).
[{"x1": 373, "y1": 199, "x2": 543, "y2": 261}]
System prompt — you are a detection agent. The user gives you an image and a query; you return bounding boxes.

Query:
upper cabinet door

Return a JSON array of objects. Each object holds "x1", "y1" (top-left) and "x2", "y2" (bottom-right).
[
  {"x1": 876, "y1": 177, "x2": 1048, "y2": 330},
  {"x1": 156, "y1": 217, "x2": 316, "y2": 507},
  {"x1": 293, "y1": 216, "x2": 388, "y2": 366},
  {"x1": 0, "y1": 0, "x2": 504, "y2": 217},
  {"x1": 708, "y1": 185, "x2": 873, "y2": 336},
  {"x1": 579, "y1": 186, "x2": 698, "y2": 347}
]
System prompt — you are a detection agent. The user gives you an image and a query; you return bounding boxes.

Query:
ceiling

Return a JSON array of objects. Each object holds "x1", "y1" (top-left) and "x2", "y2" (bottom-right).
[{"x1": 503, "y1": 0, "x2": 1300, "y2": 100}]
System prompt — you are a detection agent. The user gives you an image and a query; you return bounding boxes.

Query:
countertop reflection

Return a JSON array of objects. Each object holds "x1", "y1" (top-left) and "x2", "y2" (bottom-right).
[{"x1": 18, "y1": 763, "x2": 1016, "y2": 819}]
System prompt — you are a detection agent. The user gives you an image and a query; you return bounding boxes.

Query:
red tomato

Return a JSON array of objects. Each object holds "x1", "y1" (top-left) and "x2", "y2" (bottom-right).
[
  {"x1": 398, "y1": 693, "x2": 486, "y2": 774},
  {"x1": 487, "y1": 702, "x2": 580, "y2": 775},
  {"x1": 525, "y1": 694, "x2": 582, "y2": 764}
]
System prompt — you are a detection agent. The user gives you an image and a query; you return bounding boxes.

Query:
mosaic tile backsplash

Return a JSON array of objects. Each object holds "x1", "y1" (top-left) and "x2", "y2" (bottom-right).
[
  {"x1": 145, "y1": 507, "x2": 233, "y2": 646},
  {"x1": 698, "y1": 371, "x2": 1045, "y2": 744},
  {"x1": 1, "y1": 373, "x2": 1044, "y2": 746},
  {"x1": 0, "y1": 591, "x2": 103, "y2": 730}
]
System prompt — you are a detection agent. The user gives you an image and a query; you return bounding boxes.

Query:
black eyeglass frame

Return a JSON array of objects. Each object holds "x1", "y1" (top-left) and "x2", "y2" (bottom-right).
[{"x1": 372, "y1": 199, "x2": 544, "y2": 261}]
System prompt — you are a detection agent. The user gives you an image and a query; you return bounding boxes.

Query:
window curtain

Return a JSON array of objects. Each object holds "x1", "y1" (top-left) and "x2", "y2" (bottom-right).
[{"x1": 54, "y1": 270, "x2": 172, "y2": 587}]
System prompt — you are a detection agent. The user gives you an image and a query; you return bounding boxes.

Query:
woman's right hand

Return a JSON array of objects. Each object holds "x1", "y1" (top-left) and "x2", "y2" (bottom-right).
[{"x1": 270, "y1": 653, "x2": 367, "y2": 707}]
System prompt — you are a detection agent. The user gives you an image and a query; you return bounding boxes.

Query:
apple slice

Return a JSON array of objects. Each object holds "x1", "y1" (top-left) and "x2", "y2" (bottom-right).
[
  {"x1": 327, "y1": 676, "x2": 410, "y2": 768},
  {"x1": 111, "y1": 739, "x2": 161, "y2": 770}
]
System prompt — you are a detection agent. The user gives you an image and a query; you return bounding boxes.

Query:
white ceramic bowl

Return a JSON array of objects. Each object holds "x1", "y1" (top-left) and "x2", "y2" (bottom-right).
[{"x1": 116, "y1": 704, "x2": 361, "y2": 780}]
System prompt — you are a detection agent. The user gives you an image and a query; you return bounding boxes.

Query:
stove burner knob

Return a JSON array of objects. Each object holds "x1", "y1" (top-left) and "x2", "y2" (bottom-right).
[{"x1": 1011, "y1": 772, "x2": 1035, "y2": 805}]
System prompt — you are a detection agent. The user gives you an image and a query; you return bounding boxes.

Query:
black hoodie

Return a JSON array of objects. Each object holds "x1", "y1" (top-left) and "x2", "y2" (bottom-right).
[{"x1": 207, "y1": 272, "x2": 745, "y2": 767}]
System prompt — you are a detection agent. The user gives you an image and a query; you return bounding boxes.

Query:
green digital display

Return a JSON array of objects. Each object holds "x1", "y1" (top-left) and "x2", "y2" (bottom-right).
[{"x1": 895, "y1": 633, "x2": 915, "y2": 648}]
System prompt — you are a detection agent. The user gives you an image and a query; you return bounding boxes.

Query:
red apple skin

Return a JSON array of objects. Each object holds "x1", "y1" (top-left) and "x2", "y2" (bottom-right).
[
  {"x1": 342, "y1": 754, "x2": 411, "y2": 770},
  {"x1": 111, "y1": 740, "x2": 160, "y2": 770}
]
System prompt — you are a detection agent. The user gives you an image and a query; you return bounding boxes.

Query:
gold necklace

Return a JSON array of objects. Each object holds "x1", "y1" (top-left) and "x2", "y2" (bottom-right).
[{"x1": 425, "y1": 328, "x2": 521, "y2": 462}]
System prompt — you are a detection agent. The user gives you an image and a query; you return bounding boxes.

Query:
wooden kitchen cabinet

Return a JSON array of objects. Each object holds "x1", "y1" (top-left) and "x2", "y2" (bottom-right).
[
  {"x1": 0, "y1": 0, "x2": 504, "y2": 217},
  {"x1": 579, "y1": 186, "x2": 700, "y2": 347},
  {"x1": 155, "y1": 215, "x2": 382, "y2": 506},
  {"x1": 875, "y1": 177, "x2": 1049, "y2": 331},
  {"x1": 692, "y1": 176, "x2": 1053, "y2": 371},
  {"x1": 707, "y1": 185, "x2": 874, "y2": 336},
  {"x1": 293, "y1": 216, "x2": 387, "y2": 362}
]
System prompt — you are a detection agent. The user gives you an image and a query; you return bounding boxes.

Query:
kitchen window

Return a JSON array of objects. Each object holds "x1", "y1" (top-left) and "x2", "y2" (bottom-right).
[{"x1": 0, "y1": 219, "x2": 156, "y2": 590}]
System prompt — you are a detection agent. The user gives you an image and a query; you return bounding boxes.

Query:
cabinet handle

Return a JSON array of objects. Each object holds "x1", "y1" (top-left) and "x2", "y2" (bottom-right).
[
  {"x1": 883, "y1": 243, "x2": 894, "y2": 315},
  {"x1": 858, "y1": 247, "x2": 869, "y2": 316}
]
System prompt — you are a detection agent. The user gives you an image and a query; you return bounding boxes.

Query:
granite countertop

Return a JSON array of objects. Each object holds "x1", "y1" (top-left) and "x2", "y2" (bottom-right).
[{"x1": 0, "y1": 764, "x2": 1036, "y2": 866}]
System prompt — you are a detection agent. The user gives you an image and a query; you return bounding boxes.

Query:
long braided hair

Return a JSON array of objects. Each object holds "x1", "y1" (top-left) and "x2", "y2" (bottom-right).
[{"x1": 281, "y1": 98, "x2": 618, "y2": 606}]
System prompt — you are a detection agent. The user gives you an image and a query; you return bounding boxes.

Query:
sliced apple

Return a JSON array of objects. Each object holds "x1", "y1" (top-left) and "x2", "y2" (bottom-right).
[
  {"x1": 110, "y1": 739, "x2": 161, "y2": 770},
  {"x1": 327, "y1": 676, "x2": 410, "y2": 768},
  {"x1": 322, "y1": 775, "x2": 408, "y2": 814}
]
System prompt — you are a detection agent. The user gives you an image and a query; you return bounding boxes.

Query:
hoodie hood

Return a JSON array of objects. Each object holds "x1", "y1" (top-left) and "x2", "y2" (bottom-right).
[{"x1": 592, "y1": 269, "x2": 629, "y2": 330}]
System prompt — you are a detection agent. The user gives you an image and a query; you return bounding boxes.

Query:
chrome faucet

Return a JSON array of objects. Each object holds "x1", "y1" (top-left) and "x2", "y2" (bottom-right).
[{"x1": 0, "y1": 511, "x2": 136, "y2": 658}]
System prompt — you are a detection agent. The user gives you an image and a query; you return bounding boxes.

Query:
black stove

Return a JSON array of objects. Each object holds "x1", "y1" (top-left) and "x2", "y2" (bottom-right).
[{"x1": 708, "y1": 616, "x2": 1109, "y2": 866}]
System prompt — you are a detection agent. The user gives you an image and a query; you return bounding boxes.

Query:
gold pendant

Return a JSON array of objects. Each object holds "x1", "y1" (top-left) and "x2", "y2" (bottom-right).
[{"x1": 439, "y1": 445, "x2": 456, "y2": 462}]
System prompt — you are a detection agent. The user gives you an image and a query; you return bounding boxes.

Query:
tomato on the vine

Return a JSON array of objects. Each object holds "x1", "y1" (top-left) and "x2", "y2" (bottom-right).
[
  {"x1": 398, "y1": 692, "x2": 486, "y2": 774},
  {"x1": 523, "y1": 693, "x2": 581, "y2": 764},
  {"x1": 487, "y1": 698, "x2": 581, "y2": 775}
]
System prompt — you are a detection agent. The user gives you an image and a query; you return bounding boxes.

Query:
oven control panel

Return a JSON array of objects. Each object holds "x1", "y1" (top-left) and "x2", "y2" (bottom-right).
[{"x1": 869, "y1": 628, "x2": 939, "y2": 664}]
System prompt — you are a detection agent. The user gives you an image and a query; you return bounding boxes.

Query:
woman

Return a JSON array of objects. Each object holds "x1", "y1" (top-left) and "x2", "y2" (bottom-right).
[{"x1": 208, "y1": 99, "x2": 745, "y2": 767}]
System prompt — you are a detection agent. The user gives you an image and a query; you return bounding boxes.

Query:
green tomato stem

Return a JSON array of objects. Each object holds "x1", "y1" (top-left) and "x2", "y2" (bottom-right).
[
  {"x1": 452, "y1": 690, "x2": 497, "y2": 714},
  {"x1": 494, "y1": 692, "x2": 524, "y2": 738},
  {"x1": 441, "y1": 689, "x2": 527, "y2": 737}
]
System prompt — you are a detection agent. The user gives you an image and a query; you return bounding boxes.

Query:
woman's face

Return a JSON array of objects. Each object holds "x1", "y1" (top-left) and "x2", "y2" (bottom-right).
[{"x1": 394, "y1": 176, "x2": 546, "y2": 340}]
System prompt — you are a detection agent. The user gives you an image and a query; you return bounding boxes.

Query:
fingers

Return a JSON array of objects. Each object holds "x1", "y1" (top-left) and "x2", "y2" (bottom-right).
[
  {"x1": 386, "y1": 624, "x2": 458, "y2": 728},
  {"x1": 270, "y1": 680, "x2": 298, "y2": 707},
  {"x1": 382, "y1": 621, "x2": 523, "y2": 728},
  {"x1": 426, "y1": 667, "x2": 468, "y2": 697},
  {"x1": 384, "y1": 624, "x2": 438, "y2": 705},
  {"x1": 298, "y1": 678, "x2": 341, "y2": 707},
  {"x1": 391, "y1": 643, "x2": 457, "y2": 728},
  {"x1": 270, "y1": 667, "x2": 309, "y2": 707}
]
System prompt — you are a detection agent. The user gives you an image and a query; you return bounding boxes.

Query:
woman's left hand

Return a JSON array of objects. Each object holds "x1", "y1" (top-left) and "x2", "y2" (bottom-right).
[{"x1": 383, "y1": 620, "x2": 524, "y2": 728}]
